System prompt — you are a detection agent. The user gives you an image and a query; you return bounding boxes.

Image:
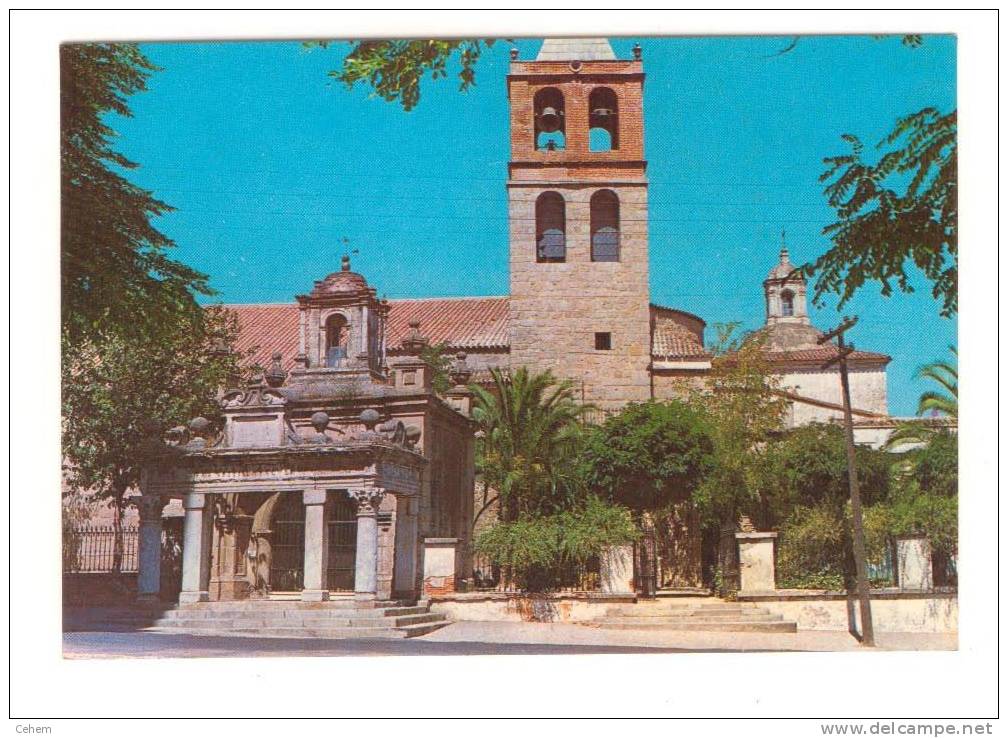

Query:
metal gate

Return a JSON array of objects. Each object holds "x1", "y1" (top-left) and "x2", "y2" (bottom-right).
[
  {"x1": 270, "y1": 495, "x2": 305, "y2": 592},
  {"x1": 327, "y1": 498, "x2": 357, "y2": 591},
  {"x1": 634, "y1": 521, "x2": 659, "y2": 598}
]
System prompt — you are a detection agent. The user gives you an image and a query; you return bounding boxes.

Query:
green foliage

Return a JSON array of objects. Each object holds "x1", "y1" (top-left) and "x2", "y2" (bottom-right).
[
  {"x1": 688, "y1": 334, "x2": 788, "y2": 525},
  {"x1": 914, "y1": 430, "x2": 958, "y2": 499},
  {"x1": 581, "y1": 401, "x2": 714, "y2": 513},
  {"x1": 310, "y1": 39, "x2": 496, "y2": 112},
  {"x1": 419, "y1": 342, "x2": 453, "y2": 395},
  {"x1": 884, "y1": 431, "x2": 958, "y2": 556},
  {"x1": 474, "y1": 497, "x2": 639, "y2": 592},
  {"x1": 809, "y1": 107, "x2": 957, "y2": 317},
  {"x1": 61, "y1": 43, "x2": 213, "y2": 347},
  {"x1": 762, "y1": 423, "x2": 893, "y2": 522},
  {"x1": 884, "y1": 347, "x2": 957, "y2": 449},
  {"x1": 62, "y1": 307, "x2": 253, "y2": 522},
  {"x1": 470, "y1": 367, "x2": 587, "y2": 519}
]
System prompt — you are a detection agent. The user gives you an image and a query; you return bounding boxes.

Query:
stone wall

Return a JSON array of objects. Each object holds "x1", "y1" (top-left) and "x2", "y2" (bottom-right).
[
  {"x1": 780, "y1": 366, "x2": 889, "y2": 425},
  {"x1": 738, "y1": 590, "x2": 958, "y2": 633},
  {"x1": 508, "y1": 184, "x2": 652, "y2": 409}
]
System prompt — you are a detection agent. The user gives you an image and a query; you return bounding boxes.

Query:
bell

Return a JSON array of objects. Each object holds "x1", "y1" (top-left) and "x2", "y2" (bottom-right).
[
  {"x1": 537, "y1": 106, "x2": 562, "y2": 132},
  {"x1": 591, "y1": 107, "x2": 615, "y2": 119}
]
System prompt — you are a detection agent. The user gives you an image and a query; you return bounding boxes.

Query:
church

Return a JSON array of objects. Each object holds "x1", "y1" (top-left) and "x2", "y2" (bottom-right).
[
  {"x1": 128, "y1": 38, "x2": 896, "y2": 611},
  {"x1": 229, "y1": 37, "x2": 892, "y2": 430}
]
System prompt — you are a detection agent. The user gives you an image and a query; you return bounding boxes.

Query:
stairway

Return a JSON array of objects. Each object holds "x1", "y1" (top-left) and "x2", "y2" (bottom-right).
[
  {"x1": 583, "y1": 597, "x2": 797, "y2": 633},
  {"x1": 66, "y1": 599, "x2": 450, "y2": 639}
]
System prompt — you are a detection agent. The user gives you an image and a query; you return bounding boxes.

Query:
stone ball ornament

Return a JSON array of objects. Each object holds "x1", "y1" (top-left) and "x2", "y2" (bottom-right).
[
  {"x1": 359, "y1": 408, "x2": 381, "y2": 430},
  {"x1": 310, "y1": 411, "x2": 331, "y2": 433}
]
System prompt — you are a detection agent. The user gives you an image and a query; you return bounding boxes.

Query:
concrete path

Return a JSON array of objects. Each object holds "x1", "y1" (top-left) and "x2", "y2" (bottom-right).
[{"x1": 62, "y1": 620, "x2": 956, "y2": 658}]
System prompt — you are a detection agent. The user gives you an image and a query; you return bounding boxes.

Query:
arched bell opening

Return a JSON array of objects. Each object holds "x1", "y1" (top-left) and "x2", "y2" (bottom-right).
[
  {"x1": 781, "y1": 289, "x2": 795, "y2": 317},
  {"x1": 533, "y1": 87, "x2": 565, "y2": 151},
  {"x1": 590, "y1": 189, "x2": 620, "y2": 262},
  {"x1": 535, "y1": 191, "x2": 566, "y2": 263},
  {"x1": 588, "y1": 87, "x2": 618, "y2": 151},
  {"x1": 325, "y1": 313, "x2": 349, "y2": 368}
]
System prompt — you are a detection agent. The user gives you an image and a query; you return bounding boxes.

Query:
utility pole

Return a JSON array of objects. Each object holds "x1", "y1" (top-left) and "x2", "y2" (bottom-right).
[{"x1": 819, "y1": 316, "x2": 876, "y2": 647}]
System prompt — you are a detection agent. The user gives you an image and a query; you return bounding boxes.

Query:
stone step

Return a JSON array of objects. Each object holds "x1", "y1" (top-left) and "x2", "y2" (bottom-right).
[
  {"x1": 171, "y1": 599, "x2": 411, "y2": 611},
  {"x1": 159, "y1": 605, "x2": 428, "y2": 620},
  {"x1": 157, "y1": 612, "x2": 446, "y2": 629},
  {"x1": 590, "y1": 619, "x2": 797, "y2": 633},
  {"x1": 598, "y1": 612, "x2": 784, "y2": 625},
  {"x1": 151, "y1": 618, "x2": 450, "y2": 640},
  {"x1": 604, "y1": 607, "x2": 773, "y2": 619}
]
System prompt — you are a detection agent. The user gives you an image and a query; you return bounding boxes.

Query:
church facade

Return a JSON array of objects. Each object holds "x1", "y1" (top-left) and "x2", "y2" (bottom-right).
[{"x1": 129, "y1": 38, "x2": 896, "y2": 605}]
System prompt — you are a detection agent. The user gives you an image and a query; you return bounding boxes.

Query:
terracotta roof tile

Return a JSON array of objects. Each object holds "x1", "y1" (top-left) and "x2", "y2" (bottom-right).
[
  {"x1": 651, "y1": 320, "x2": 709, "y2": 359},
  {"x1": 765, "y1": 346, "x2": 891, "y2": 364},
  {"x1": 225, "y1": 297, "x2": 510, "y2": 371}
]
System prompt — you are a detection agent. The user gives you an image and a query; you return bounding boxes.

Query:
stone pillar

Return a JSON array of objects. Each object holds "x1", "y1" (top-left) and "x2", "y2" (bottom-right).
[
  {"x1": 736, "y1": 531, "x2": 778, "y2": 594},
  {"x1": 349, "y1": 488, "x2": 385, "y2": 601},
  {"x1": 302, "y1": 490, "x2": 330, "y2": 601},
  {"x1": 896, "y1": 535, "x2": 933, "y2": 591},
  {"x1": 136, "y1": 495, "x2": 167, "y2": 602},
  {"x1": 421, "y1": 538, "x2": 458, "y2": 598},
  {"x1": 180, "y1": 493, "x2": 212, "y2": 604},
  {"x1": 392, "y1": 496, "x2": 419, "y2": 599},
  {"x1": 600, "y1": 544, "x2": 635, "y2": 595}
]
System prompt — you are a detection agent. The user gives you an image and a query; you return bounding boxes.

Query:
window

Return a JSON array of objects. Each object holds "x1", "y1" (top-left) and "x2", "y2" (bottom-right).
[
  {"x1": 590, "y1": 189, "x2": 620, "y2": 262},
  {"x1": 588, "y1": 87, "x2": 618, "y2": 151},
  {"x1": 535, "y1": 192, "x2": 566, "y2": 262},
  {"x1": 533, "y1": 88, "x2": 565, "y2": 151},
  {"x1": 595, "y1": 332, "x2": 612, "y2": 350},
  {"x1": 325, "y1": 313, "x2": 349, "y2": 367},
  {"x1": 781, "y1": 290, "x2": 794, "y2": 317}
]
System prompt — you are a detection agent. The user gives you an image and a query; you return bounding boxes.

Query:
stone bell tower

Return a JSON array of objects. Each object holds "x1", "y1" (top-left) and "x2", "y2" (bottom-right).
[{"x1": 507, "y1": 38, "x2": 652, "y2": 409}]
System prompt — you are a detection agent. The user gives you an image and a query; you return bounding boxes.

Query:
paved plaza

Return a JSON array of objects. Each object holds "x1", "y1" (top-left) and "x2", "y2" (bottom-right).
[{"x1": 62, "y1": 620, "x2": 957, "y2": 659}]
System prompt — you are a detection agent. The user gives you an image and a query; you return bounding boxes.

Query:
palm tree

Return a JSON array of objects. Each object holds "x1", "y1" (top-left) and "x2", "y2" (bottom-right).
[
  {"x1": 884, "y1": 346, "x2": 957, "y2": 450},
  {"x1": 471, "y1": 366, "x2": 588, "y2": 523}
]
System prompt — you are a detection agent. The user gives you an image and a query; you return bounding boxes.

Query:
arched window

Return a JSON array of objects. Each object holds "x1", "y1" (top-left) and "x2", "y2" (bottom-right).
[
  {"x1": 535, "y1": 192, "x2": 566, "y2": 262},
  {"x1": 780, "y1": 290, "x2": 794, "y2": 317},
  {"x1": 533, "y1": 88, "x2": 565, "y2": 151},
  {"x1": 325, "y1": 313, "x2": 349, "y2": 367},
  {"x1": 588, "y1": 87, "x2": 618, "y2": 152},
  {"x1": 590, "y1": 190, "x2": 620, "y2": 262}
]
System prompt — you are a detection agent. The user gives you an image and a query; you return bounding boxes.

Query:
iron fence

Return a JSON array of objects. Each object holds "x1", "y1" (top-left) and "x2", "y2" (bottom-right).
[
  {"x1": 470, "y1": 552, "x2": 600, "y2": 593},
  {"x1": 63, "y1": 526, "x2": 139, "y2": 573}
]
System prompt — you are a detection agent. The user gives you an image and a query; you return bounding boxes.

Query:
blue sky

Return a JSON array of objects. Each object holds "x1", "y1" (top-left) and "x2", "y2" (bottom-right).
[{"x1": 111, "y1": 36, "x2": 956, "y2": 416}]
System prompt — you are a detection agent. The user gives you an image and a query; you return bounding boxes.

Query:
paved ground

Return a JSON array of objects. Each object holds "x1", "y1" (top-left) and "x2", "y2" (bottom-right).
[{"x1": 62, "y1": 621, "x2": 957, "y2": 659}]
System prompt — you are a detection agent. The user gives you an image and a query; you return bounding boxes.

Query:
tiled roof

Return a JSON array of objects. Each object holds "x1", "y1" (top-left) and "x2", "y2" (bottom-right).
[
  {"x1": 765, "y1": 346, "x2": 891, "y2": 364},
  {"x1": 536, "y1": 38, "x2": 617, "y2": 61},
  {"x1": 651, "y1": 320, "x2": 709, "y2": 359},
  {"x1": 225, "y1": 297, "x2": 510, "y2": 370},
  {"x1": 385, "y1": 297, "x2": 509, "y2": 352}
]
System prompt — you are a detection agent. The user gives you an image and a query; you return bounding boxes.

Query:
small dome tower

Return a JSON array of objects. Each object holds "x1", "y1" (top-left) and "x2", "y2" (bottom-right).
[{"x1": 763, "y1": 233, "x2": 809, "y2": 326}]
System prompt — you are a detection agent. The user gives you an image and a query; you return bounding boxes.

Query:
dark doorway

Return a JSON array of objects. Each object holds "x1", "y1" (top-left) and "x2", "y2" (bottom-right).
[
  {"x1": 269, "y1": 494, "x2": 305, "y2": 592},
  {"x1": 327, "y1": 497, "x2": 358, "y2": 591}
]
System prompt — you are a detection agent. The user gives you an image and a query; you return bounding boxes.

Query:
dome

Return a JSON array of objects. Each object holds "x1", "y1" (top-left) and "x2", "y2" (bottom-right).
[
  {"x1": 767, "y1": 248, "x2": 801, "y2": 281},
  {"x1": 311, "y1": 255, "x2": 369, "y2": 295}
]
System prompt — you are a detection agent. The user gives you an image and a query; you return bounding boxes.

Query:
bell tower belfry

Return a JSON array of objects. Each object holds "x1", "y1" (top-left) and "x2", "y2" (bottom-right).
[{"x1": 506, "y1": 38, "x2": 652, "y2": 409}]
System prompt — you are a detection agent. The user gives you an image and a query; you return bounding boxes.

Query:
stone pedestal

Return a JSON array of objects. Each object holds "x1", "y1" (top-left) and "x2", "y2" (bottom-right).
[
  {"x1": 896, "y1": 535, "x2": 933, "y2": 591},
  {"x1": 736, "y1": 531, "x2": 778, "y2": 594},
  {"x1": 179, "y1": 493, "x2": 212, "y2": 604},
  {"x1": 136, "y1": 495, "x2": 167, "y2": 602},
  {"x1": 600, "y1": 544, "x2": 635, "y2": 595},
  {"x1": 350, "y1": 488, "x2": 385, "y2": 601},
  {"x1": 422, "y1": 538, "x2": 459, "y2": 598},
  {"x1": 301, "y1": 490, "x2": 330, "y2": 601}
]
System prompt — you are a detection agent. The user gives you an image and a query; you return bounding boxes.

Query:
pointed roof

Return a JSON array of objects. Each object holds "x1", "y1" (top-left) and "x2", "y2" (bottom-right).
[{"x1": 536, "y1": 38, "x2": 617, "y2": 61}]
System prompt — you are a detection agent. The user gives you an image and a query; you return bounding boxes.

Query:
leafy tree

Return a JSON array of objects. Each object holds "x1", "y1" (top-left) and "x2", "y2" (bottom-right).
[
  {"x1": 62, "y1": 307, "x2": 251, "y2": 572},
  {"x1": 763, "y1": 423, "x2": 893, "y2": 522},
  {"x1": 419, "y1": 341, "x2": 453, "y2": 395},
  {"x1": 309, "y1": 39, "x2": 496, "y2": 112},
  {"x1": 61, "y1": 43, "x2": 213, "y2": 346},
  {"x1": 470, "y1": 366, "x2": 586, "y2": 521},
  {"x1": 688, "y1": 333, "x2": 789, "y2": 526},
  {"x1": 581, "y1": 401, "x2": 714, "y2": 513},
  {"x1": 807, "y1": 107, "x2": 957, "y2": 317}
]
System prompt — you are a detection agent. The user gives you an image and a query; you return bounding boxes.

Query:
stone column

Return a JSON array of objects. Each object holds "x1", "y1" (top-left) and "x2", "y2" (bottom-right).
[
  {"x1": 136, "y1": 495, "x2": 167, "y2": 602},
  {"x1": 896, "y1": 535, "x2": 933, "y2": 591},
  {"x1": 302, "y1": 489, "x2": 330, "y2": 602},
  {"x1": 600, "y1": 544, "x2": 635, "y2": 595},
  {"x1": 179, "y1": 493, "x2": 212, "y2": 604},
  {"x1": 736, "y1": 531, "x2": 778, "y2": 594},
  {"x1": 349, "y1": 488, "x2": 385, "y2": 601}
]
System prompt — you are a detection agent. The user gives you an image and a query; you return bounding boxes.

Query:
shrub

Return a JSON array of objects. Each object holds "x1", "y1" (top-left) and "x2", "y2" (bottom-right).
[{"x1": 473, "y1": 496, "x2": 638, "y2": 592}]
